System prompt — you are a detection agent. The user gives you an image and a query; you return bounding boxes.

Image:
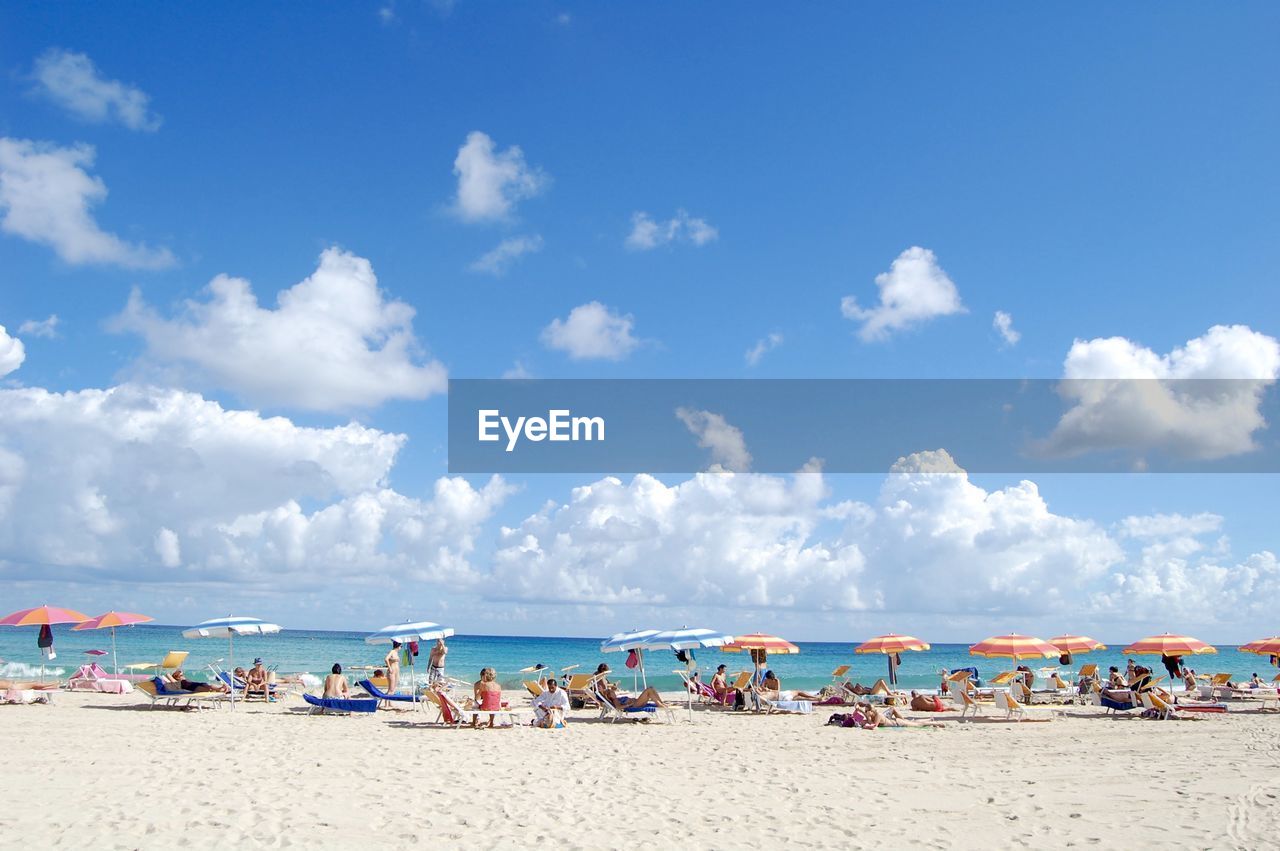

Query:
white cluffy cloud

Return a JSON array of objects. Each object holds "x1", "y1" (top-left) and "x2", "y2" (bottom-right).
[
  {"x1": 625, "y1": 209, "x2": 718, "y2": 250},
  {"x1": 676, "y1": 408, "x2": 752, "y2": 472},
  {"x1": 18, "y1": 315, "x2": 59, "y2": 339},
  {"x1": 745, "y1": 332, "x2": 783, "y2": 366},
  {"x1": 0, "y1": 383, "x2": 512, "y2": 590},
  {"x1": 469, "y1": 234, "x2": 543, "y2": 276},
  {"x1": 0, "y1": 326, "x2": 25, "y2": 377},
  {"x1": 0, "y1": 138, "x2": 175, "y2": 269},
  {"x1": 113, "y1": 247, "x2": 447, "y2": 412},
  {"x1": 451, "y1": 131, "x2": 547, "y2": 222},
  {"x1": 540, "y1": 301, "x2": 640, "y2": 361},
  {"x1": 1043, "y1": 324, "x2": 1280, "y2": 460},
  {"x1": 31, "y1": 49, "x2": 162, "y2": 132},
  {"x1": 993, "y1": 310, "x2": 1020, "y2": 346},
  {"x1": 841, "y1": 246, "x2": 965, "y2": 341}
]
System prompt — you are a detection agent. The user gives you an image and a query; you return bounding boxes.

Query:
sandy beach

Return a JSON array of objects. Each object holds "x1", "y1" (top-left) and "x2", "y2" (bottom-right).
[{"x1": 3, "y1": 690, "x2": 1277, "y2": 849}]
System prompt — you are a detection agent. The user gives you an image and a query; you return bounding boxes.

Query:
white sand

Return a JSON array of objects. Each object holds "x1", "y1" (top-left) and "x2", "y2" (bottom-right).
[{"x1": 2, "y1": 690, "x2": 1278, "y2": 849}]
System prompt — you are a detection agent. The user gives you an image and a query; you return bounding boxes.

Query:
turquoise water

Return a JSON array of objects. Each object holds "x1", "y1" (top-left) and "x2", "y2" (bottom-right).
[{"x1": 1, "y1": 624, "x2": 1273, "y2": 692}]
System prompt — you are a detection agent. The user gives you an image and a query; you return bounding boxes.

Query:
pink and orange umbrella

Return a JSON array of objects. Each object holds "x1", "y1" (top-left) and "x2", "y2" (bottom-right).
[
  {"x1": 1122, "y1": 633, "x2": 1216, "y2": 657},
  {"x1": 721, "y1": 633, "x2": 801, "y2": 655},
  {"x1": 0, "y1": 605, "x2": 91, "y2": 681},
  {"x1": 969, "y1": 633, "x2": 1060, "y2": 662},
  {"x1": 74, "y1": 611, "x2": 155, "y2": 675},
  {"x1": 1240, "y1": 637, "x2": 1280, "y2": 657},
  {"x1": 856, "y1": 634, "x2": 931, "y2": 685}
]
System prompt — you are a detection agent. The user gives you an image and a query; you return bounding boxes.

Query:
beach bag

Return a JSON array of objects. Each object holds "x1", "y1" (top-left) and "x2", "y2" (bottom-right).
[{"x1": 625, "y1": 649, "x2": 640, "y2": 669}]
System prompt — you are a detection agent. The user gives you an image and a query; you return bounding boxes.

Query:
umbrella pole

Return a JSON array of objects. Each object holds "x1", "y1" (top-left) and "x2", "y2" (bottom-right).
[
  {"x1": 229, "y1": 632, "x2": 236, "y2": 711},
  {"x1": 111, "y1": 627, "x2": 118, "y2": 676}
]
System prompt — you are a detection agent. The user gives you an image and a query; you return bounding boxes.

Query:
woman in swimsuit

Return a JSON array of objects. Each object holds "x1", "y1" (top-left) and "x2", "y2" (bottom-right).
[
  {"x1": 471, "y1": 667, "x2": 503, "y2": 728},
  {"x1": 323, "y1": 663, "x2": 350, "y2": 699},
  {"x1": 385, "y1": 642, "x2": 401, "y2": 696}
]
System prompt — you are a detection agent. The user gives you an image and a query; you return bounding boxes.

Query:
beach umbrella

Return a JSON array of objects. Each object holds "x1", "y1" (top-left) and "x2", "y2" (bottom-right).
[
  {"x1": 969, "y1": 634, "x2": 1059, "y2": 701},
  {"x1": 1049, "y1": 635, "x2": 1106, "y2": 657},
  {"x1": 1240, "y1": 637, "x2": 1280, "y2": 658},
  {"x1": 855, "y1": 633, "x2": 931, "y2": 686},
  {"x1": 183, "y1": 616, "x2": 283, "y2": 709},
  {"x1": 601, "y1": 629, "x2": 662, "y2": 689},
  {"x1": 73, "y1": 611, "x2": 154, "y2": 676},
  {"x1": 722, "y1": 633, "x2": 800, "y2": 710},
  {"x1": 365, "y1": 620, "x2": 454, "y2": 706},
  {"x1": 0, "y1": 605, "x2": 91, "y2": 682},
  {"x1": 643, "y1": 628, "x2": 735, "y2": 721},
  {"x1": 1123, "y1": 633, "x2": 1216, "y2": 694}
]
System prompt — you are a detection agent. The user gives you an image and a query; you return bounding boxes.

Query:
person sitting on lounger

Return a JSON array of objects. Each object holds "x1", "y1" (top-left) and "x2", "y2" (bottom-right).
[
  {"x1": 1250, "y1": 673, "x2": 1265, "y2": 688},
  {"x1": 245, "y1": 659, "x2": 274, "y2": 702},
  {"x1": 532, "y1": 677, "x2": 570, "y2": 728},
  {"x1": 711, "y1": 665, "x2": 730, "y2": 701},
  {"x1": 471, "y1": 667, "x2": 503, "y2": 728},
  {"x1": 171, "y1": 669, "x2": 228, "y2": 693},
  {"x1": 857, "y1": 702, "x2": 944, "y2": 729},
  {"x1": 1107, "y1": 666, "x2": 1126, "y2": 688},
  {"x1": 323, "y1": 664, "x2": 350, "y2": 699},
  {"x1": 1183, "y1": 669, "x2": 1199, "y2": 693}
]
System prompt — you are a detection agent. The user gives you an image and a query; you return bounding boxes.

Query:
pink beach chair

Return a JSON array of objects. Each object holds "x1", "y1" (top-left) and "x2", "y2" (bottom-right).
[{"x1": 67, "y1": 663, "x2": 132, "y2": 695}]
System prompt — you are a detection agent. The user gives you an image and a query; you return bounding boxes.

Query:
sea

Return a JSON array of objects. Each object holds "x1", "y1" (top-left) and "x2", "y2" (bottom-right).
[{"x1": 0, "y1": 624, "x2": 1272, "y2": 693}]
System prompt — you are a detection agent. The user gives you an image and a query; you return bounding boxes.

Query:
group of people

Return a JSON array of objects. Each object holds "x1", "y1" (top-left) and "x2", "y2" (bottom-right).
[{"x1": 165, "y1": 658, "x2": 275, "y2": 700}]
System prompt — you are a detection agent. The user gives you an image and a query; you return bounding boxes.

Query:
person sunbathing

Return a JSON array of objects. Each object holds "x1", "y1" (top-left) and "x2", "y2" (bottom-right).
[
  {"x1": 471, "y1": 667, "x2": 503, "y2": 728},
  {"x1": 1107, "y1": 666, "x2": 1126, "y2": 688},
  {"x1": 323, "y1": 664, "x2": 350, "y2": 699},
  {"x1": 1183, "y1": 669, "x2": 1199, "y2": 693},
  {"x1": 758, "y1": 671, "x2": 819, "y2": 701},
  {"x1": 598, "y1": 681, "x2": 668, "y2": 709},
  {"x1": 909, "y1": 690, "x2": 945, "y2": 712},
  {"x1": 170, "y1": 669, "x2": 228, "y2": 694},
  {"x1": 857, "y1": 702, "x2": 944, "y2": 729}
]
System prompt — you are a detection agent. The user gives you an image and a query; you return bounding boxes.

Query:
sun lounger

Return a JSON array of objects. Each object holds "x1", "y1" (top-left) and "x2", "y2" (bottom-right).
[
  {"x1": 565, "y1": 673, "x2": 604, "y2": 709},
  {"x1": 303, "y1": 693, "x2": 377, "y2": 715},
  {"x1": 358, "y1": 678, "x2": 418, "y2": 705},
  {"x1": 758, "y1": 694, "x2": 812, "y2": 715},
  {"x1": 590, "y1": 680, "x2": 674, "y2": 723},
  {"x1": 136, "y1": 679, "x2": 223, "y2": 710},
  {"x1": 1139, "y1": 692, "x2": 1177, "y2": 719},
  {"x1": 67, "y1": 663, "x2": 132, "y2": 695},
  {"x1": 422, "y1": 689, "x2": 467, "y2": 727},
  {"x1": 1, "y1": 683, "x2": 54, "y2": 704},
  {"x1": 524, "y1": 680, "x2": 544, "y2": 698},
  {"x1": 950, "y1": 683, "x2": 981, "y2": 719}
]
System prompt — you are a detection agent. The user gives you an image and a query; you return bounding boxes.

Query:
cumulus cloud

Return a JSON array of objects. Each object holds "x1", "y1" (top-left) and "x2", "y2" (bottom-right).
[
  {"x1": 0, "y1": 138, "x2": 175, "y2": 269},
  {"x1": 676, "y1": 408, "x2": 752, "y2": 472},
  {"x1": 745, "y1": 332, "x2": 782, "y2": 366},
  {"x1": 540, "y1": 301, "x2": 640, "y2": 361},
  {"x1": 30, "y1": 49, "x2": 161, "y2": 131},
  {"x1": 468, "y1": 234, "x2": 543, "y2": 276},
  {"x1": 0, "y1": 326, "x2": 25, "y2": 377},
  {"x1": 625, "y1": 209, "x2": 718, "y2": 250},
  {"x1": 18, "y1": 315, "x2": 59, "y2": 339},
  {"x1": 1042, "y1": 325, "x2": 1280, "y2": 460},
  {"x1": 0, "y1": 383, "x2": 512, "y2": 591},
  {"x1": 841, "y1": 246, "x2": 965, "y2": 341},
  {"x1": 451, "y1": 131, "x2": 547, "y2": 223},
  {"x1": 993, "y1": 310, "x2": 1020, "y2": 346},
  {"x1": 112, "y1": 247, "x2": 447, "y2": 412}
]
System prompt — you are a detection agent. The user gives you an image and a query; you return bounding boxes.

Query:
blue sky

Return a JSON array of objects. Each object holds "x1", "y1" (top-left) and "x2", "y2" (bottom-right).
[{"x1": 1, "y1": 3, "x2": 1278, "y2": 640}]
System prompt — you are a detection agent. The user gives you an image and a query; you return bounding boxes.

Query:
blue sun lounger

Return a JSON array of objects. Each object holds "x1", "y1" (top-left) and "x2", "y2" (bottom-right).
[
  {"x1": 303, "y1": 693, "x2": 378, "y2": 715},
  {"x1": 358, "y1": 679, "x2": 418, "y2": 703}
]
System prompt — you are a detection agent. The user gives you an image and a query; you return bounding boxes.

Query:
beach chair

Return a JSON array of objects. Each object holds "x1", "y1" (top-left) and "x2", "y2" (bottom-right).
[
  {"x1": 830, "y1": 665, "x2": 850, "y2": 688},
  {"x1": 1207, "y1": 673, "x2": 1234, "y2": 700},
  {"x1": 358, "y1": 678, "x2": 418, "y2": 707},
  {"x1": 950, "y1": 682, "x2": 981, "y2": 719},
  {"x1": 758, "y1": 693, "x2": 813, "y2": 715},
  {"x1": 995, "y1": 690, "x2": 1027, "y2": 720},
  {"x1": 524, "y1": 680, "x2": 544, "y2": 700},
  {"x1": 67, "y1": 663, "x2": 132, "y2": 695},
  {"x1": 303, "y1": 693, "x2": 377, "y2": 716},
  {"x1": 591, "y1": 680, "x2": 674, "y2": 723},
  {"x1": 135, "y1": 678, "x2": 223, "y2": 710},
  {"x1": 1077, "y1": 663, "x2": 1098, "y2": 682},
  {"x1": 422, "y1": 688, "x2": 467, "y2": 727},
  {"x1": 566, "y1": 673, "x2": 602, "y2": 709},
  {"x1": 1139, "y1": 691, "x2": 1175, "y2": 720}
]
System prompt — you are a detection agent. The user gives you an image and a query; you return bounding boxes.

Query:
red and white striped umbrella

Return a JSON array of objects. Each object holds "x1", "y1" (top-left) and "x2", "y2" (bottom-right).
[
  {"x1": 1122, "y1": 633, "x2": 1216, "y2": 657},
  {"x1": 1049, "y1": 635, "x2": 1107, "y2": 655},
  {"x1": 969, "y1": 633, "x2": 1059, "y2": 661},
  {"x1": 855, "y1": 633, "x2": 930, "y2": 655},
  {"x1": 1240, "y1": 637, "x2": 1280, "y2": 656}
]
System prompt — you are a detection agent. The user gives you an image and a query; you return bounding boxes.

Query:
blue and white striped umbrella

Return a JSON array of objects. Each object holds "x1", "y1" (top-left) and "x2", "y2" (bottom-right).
[
  {"x1": 365, "y1": 621, "x2": 454, "y2": 645},
  {"x1": 642, "y1": 628, "x2": 735, "y2": 650},
  {"x1": 182, "y1": 616, "x2": 282, "y2": 638},
  {"x1": 600, "y1": 628, "x2": 662, "y2": 652}
]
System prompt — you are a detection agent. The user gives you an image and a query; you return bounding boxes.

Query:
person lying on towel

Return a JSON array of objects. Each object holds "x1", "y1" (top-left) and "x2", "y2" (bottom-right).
[{"x1": 757, "y1": 671, "x2": 819, "y2": 702}]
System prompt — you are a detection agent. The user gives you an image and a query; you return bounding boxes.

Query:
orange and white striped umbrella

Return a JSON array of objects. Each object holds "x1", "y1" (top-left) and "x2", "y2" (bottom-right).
[
  {"x1": 1049, "y1": 635, "x2": 1106, "y2": 655},
  {"x1": 721, "y1": 633, "x2": 801, "y2": 655},
  {"x1": 0, "y1": 605, "x2": 90, "y2": 626},
  {"x1": 969, "y1": 633, "x2": 1059, "y2": 661},
  {"x1": 855, "y1": 633, "x2": 931, "y2": 655},
  {"x1": 72, "y1": 611, "x2": 154, "y2": 631},
  {"x1": 1122, "y1": 633, "x2": 1216, "y2": 656},
  {"x1": 1239, "y1": 637, "x2": 1280, "y2": 656}
]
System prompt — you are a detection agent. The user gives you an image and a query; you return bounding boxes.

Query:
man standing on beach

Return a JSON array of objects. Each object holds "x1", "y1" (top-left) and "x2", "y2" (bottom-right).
[{"x1": 429, "y1": 638, "x2": 448, "y2": 685}]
